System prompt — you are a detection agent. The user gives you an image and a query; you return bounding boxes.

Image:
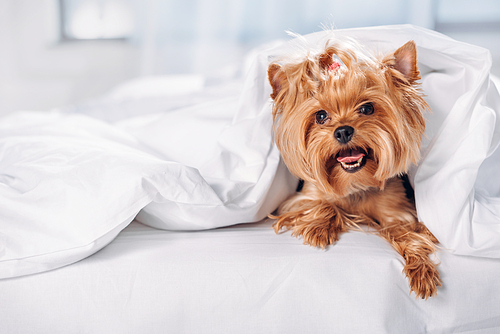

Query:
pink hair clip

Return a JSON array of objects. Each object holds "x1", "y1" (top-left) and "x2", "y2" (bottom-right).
[
  {"x1": 328, "y1": 62, "x2": 341, "y2": 72},
  {"x1": 328, "y1": 54, "x2": 345, "y2": 73}
]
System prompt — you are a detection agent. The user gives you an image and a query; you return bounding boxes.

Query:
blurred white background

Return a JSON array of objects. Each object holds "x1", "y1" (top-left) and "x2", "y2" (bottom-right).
[{"x1": 0, "y1": 0, "x2": 499, "y2": 115}]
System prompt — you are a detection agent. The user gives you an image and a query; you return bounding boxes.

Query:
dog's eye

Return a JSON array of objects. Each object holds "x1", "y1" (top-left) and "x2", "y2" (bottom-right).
[
  {"x1": 315, "y1": 110, "x2": 329, "y2": 124},
  {"x1": 359, "y1": 102, "x2": 374, "y2": 115}
]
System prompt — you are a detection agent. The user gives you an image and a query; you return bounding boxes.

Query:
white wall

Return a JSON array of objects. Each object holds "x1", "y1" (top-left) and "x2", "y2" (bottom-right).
[
  {"x1": 0, "y1": 0, "x2": 140, "y2": 115},
  {"x1": 0, "y1": 0, "x2": 498, "y2": 116}
]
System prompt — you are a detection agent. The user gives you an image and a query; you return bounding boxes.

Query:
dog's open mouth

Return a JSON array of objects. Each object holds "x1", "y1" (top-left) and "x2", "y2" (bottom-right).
[{"x1": 336, "y1": 148, "x2": 367, "y2": 173}]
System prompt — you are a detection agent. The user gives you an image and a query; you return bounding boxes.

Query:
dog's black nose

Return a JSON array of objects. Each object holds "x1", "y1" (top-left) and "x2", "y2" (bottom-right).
[{"x1": 334, "y1": 126, "x2": 354, "y2": 144}]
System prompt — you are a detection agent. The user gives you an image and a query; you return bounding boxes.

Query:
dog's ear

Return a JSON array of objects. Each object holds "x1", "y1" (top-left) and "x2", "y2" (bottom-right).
[
  {"x1": 268, "y1": 63, "x2": 287, "y2": 100},
  {"x1": 383, "y1": 40, "x2": 420, "y2": 83}
]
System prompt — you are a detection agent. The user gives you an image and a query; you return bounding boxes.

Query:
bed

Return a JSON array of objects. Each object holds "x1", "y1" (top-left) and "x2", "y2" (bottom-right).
[
  {"x1": 2, "y1": 220, "x2": 500, "y2": 333},
  {"x1": 1, "y1": 25, "x2": 500, "y2": 333}
]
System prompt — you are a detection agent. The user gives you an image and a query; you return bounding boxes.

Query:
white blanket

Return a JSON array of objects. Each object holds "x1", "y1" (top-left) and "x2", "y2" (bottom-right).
[{"x1": 1, "y1": 25, "x2": 499, "y2": 279}]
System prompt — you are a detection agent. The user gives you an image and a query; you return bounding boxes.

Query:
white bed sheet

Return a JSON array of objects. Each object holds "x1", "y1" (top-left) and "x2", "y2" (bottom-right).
[{"x1": 1, "y1": 220, "x2": 500, "y2": 334}]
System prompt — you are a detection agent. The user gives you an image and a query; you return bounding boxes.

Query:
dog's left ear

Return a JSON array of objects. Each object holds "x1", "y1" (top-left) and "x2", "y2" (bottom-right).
[
  {"x1": 383, "y1": 40, "x2": 420, "y2": 84},
  {"x1": 268, "y1": 63, "x2": 288, "y2": 100}
]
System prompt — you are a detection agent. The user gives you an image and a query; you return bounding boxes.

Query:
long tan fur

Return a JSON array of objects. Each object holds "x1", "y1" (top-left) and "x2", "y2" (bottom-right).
[{"x1": 268, "y1": 38, "x2": 441, "y2": 299}]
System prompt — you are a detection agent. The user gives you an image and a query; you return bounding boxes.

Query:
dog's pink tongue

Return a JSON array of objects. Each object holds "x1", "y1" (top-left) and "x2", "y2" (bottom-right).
[{"x1": 337, "y1": 149, "x2": 364, "y2": 163}]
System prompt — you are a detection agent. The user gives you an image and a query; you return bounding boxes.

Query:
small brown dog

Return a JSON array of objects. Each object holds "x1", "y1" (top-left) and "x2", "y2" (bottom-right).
[{"x1": 268, "y1": 37, "x2": 441, "y2": 299}]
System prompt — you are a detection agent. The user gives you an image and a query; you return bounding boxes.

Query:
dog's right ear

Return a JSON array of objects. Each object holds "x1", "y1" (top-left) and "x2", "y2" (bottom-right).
[
  {"x1": 383, "y1": 41, "x2": 420, "y2": 84},
  {"x1": 268, "y1": 63, "x2": 287, "y2": 100}
]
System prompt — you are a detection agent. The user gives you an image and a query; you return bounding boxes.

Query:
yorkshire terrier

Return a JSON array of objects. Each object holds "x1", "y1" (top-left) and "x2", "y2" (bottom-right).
[{"x1": 268, "y1": 38, "x2": 441, "y2": 299}]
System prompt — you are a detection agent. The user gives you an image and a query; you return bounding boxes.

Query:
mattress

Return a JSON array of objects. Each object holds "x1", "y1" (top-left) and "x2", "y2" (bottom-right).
[{"x1": 1, "y1": 220, "x2": 500, "y2": 333}]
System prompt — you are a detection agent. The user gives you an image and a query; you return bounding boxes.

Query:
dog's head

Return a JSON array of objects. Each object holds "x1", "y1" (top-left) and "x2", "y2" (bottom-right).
[{"x1": 268, "y1": 39, "x2": 428, "y2": 197}]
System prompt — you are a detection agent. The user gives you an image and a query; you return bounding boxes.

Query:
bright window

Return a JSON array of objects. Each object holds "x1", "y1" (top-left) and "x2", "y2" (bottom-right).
[{"x1": 60, "y1": 0, "x2": 135, "y2": 40}]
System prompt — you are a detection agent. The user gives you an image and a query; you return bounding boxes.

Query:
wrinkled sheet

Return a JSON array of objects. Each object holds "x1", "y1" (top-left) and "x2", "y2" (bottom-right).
[{"x1": 1, "y1": 25, "x2": 500, "y2": 279}]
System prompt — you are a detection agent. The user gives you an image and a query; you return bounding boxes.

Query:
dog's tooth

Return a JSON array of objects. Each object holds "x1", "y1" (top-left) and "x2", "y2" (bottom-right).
[
  {"x1": 341, "y1": 161, "x2": 360, "y2": 170},
  {"x1": 340, "y1": 159, "x2": 364, "y2": 170}
]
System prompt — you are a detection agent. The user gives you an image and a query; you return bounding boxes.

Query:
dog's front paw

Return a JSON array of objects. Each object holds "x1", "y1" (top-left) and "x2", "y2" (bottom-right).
[
  {"x1": 292, "y1": 221, "x2": 343, "y2": 249},
  {"x1": 273, "y1": 216, "x2": 340, "y2": 249},
  {"x1": 404, "y1": 257, "x2": 442, "y2": 299},
  {"x1": 271, "y1": 196, "x2": 348, "y2": 249}
]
